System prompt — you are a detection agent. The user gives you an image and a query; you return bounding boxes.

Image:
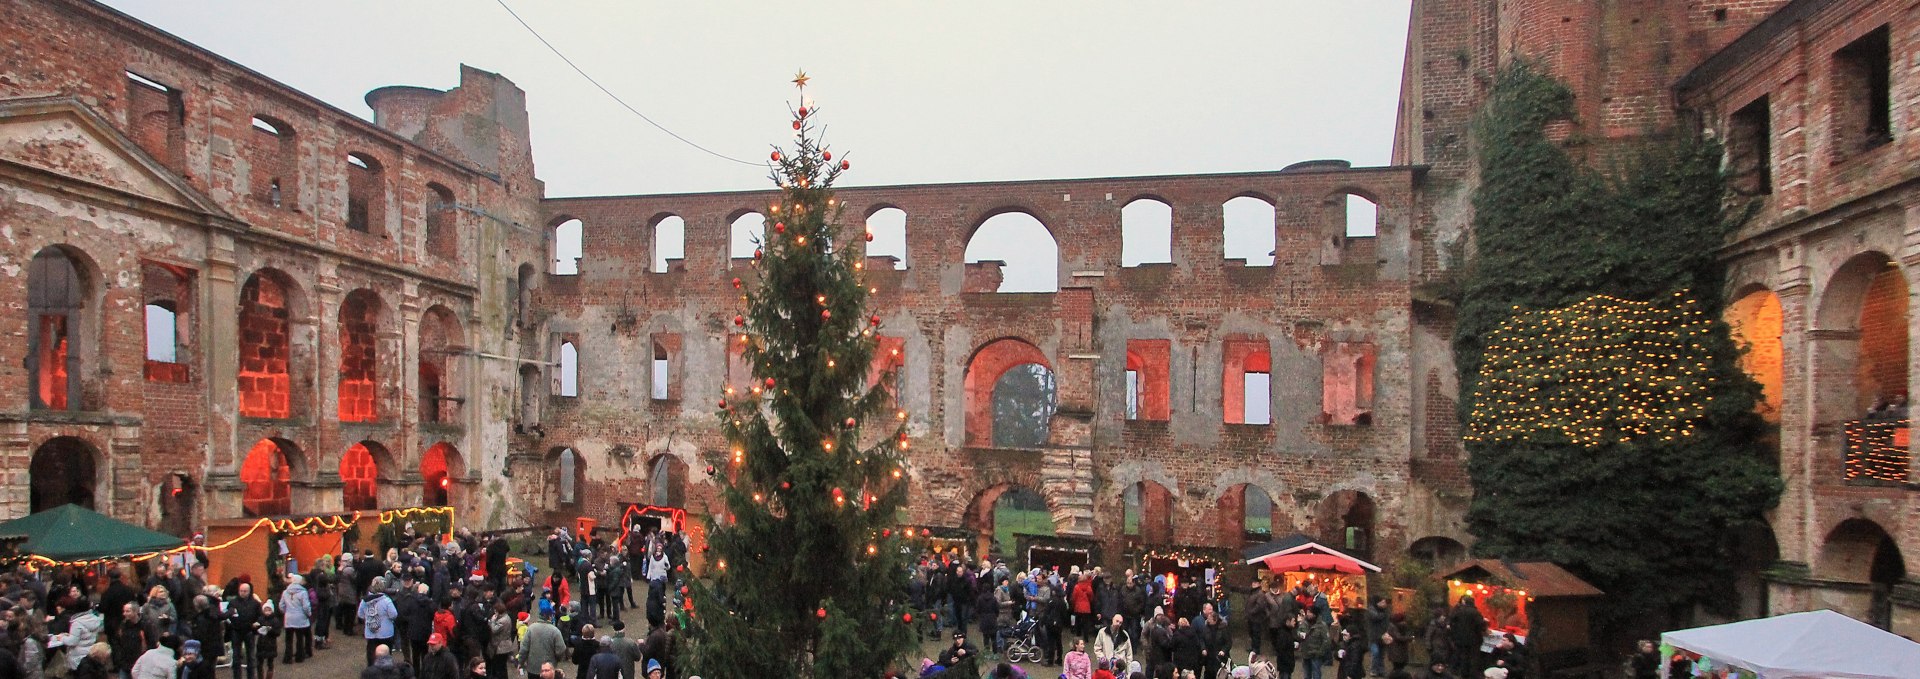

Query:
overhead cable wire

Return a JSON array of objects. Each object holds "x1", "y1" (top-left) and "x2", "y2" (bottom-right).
[{"x1": 491, "y1": 0, "x2": 760, "y2": 166}]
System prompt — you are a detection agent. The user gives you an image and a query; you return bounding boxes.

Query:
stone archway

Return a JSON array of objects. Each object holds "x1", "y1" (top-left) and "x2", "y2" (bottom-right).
[
  {"x1": 421, "y1": 442, "x2": 463, "y2": 508},
  {"x1": 30, "y1": 436, "x2": 99, "y2": 513},
  {"x1": 1817, "y1": 518, "x2": 1906, "y2": 629},
  {"x1": 240, "y1": 438, "x2": 301, "y2": 517},
  {"x1": 963, "y1": 483, "x2": 1054, "y2": 562}
]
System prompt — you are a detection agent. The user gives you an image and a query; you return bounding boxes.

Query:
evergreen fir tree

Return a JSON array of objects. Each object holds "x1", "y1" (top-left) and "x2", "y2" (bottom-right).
[{"x1": 682, "y1": 72, "x2": 918, "y2": 679}]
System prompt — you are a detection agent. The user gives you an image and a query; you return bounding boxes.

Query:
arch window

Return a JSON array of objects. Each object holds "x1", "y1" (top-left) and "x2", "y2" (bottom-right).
[
  {"x1": 552, "y1": 218, "x2": 582, "y2": 275},
  {"x1": 653, "y1": 216, "x2": 685, "y2": 274},
  {"x1": 865, "y1": 207, "x2": 909, "y2": 269},
  {"x1": 1819, "y1": 518, "x2": 1906, "y2": 628},
  {"x1": 557, "y1": 341, "x2": 579, "y2": 397},
  {"x1": 1224, "y1": 336, "x2": 1271, "y2": 425},
  {"x1": 249, "y1": 115, "x2": 297, "y2": 209},
  {"x1": 1124, "y1": 481, "x2": 1174, "y2": 543},
  {"x1": 30, "y1": 437, "x2": 97, "y2": 512},
  {"x1": 239, "y1": 439, "x2": 295, "y2": 517},
  {"x1": 426, "y1": 183, "x2": 458, "y2": 260},
  {"x1": 1726, "y1": 289, "x2": 1784, "y2": 422},
  {"x1": 1121, "y1": 198, "x2": 1173, "y2": 267},
  {"x1": 1243, "y1": 485, "x2": 1276, "y2": 541},
  {"x1": 512, "y1": 263, "x2": 535, "y2": 334},
  {"x1": 557, "y1": 448, "x2": 579, "y2": 505},
  {"x1": 340, "y1": 442, "x2": 381, "y2": 511},
  {"x1": 965, "y1": 212, "x2": 1058, "y2": 293},
  {"x1": 964, "y1": 339, "x2": 1055, "y2": 447},
  {"x1": 651, "y1": 455, "x2": 686, "y2": 507},
  {"x1": 337, "y1": 290, "x2": 381, "y2": 422},
  {"x1": 345, "y1": 153, "x2": 386, "y2": 236},
  {"x1": 422, "y1": 443, "x2": 460, "y2": 507},
  {"x1": 730, "y1": 212, "x2": 766, "y2": 265},
  {"x1": 239, "y1": 272, "x2": 294, "y2": 418},
  {"x1": 28, "y1": 247, "x2": 90, "y2": 411},
  {"x1": 419, "y1": 306, "x2": 463, "y2": 423},
  {"x1": 1223, "y1": 195, "x2": 1276, "y2": 266},
  {"x1": 142, "y1": 260, "x2": 194, "y2": 383},
  {"x1": 1343, "y1": 194, "x2": 1379, "y2": 237}
]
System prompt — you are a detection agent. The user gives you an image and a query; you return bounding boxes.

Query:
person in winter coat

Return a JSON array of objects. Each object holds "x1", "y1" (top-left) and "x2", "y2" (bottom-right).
[
  {"x1": 255, "y1": 600, "x2": 283, "y2": 679},
  {"x1": 1170, "y1": 618, "x2": 1205, "y2": 676},
  {"x1": 1244, "y1": 587, "x2": 1272, "y2": 658},
  {"x1": 180, "y1": 639, "x2": 215, "y2": 679},
  {"x1": 974, "y1": 583, "x2": 1000, "y2": 657},
  {"x1": 63, "y1": 599, "x2": 102, "y2": 672},
  {"x1": 72, "y1": 642, "x2": 112, "y2": 679},
  {"x1": 1336, "y1": 628, "x2": 1367, "y2": 679},
  {"x1": 1202, "y1": 608, "x2": 1231, "y2": 679},
  {"x1": 1142, "y1": 614, "x2": 1173, "y2": 679},
  {"x1": 419, "y1": 633, "x2": 461, "y2": 679},
  {"x1": 279, "y1": 575, "x2": 312, "y2": 664},
  {"x1": 1364, "y1": 599, "x2": 1391, "y2": 678},
  {"x1": 586, "y1": 637, "x2": 621, "y2": 679},
  {"x1": 1384, "y1": 613, "x2": 1411, "y2": 674},
  {"x1": 518, "y1": 612, "x2": 566, "y2": 677},
  {"x1": 1095, "y1": 613, "x2": 1133, "y2": 668},
  {"x1": 1071, "y1": 575, "x2": 1096, "y2": 641},
  {"x1": 139, "y1": 586, "x2": 178, "y2": 643},
  {"x1": 1446, "y1": 598, "x2": 1485, "y2": 679},
  {"x1": 486, "y1": 604, "x2": 516, "y2": 679},
  {"x1": 109, "y1": 602, "x2": 149, "y2": 678},
  {"x1": 399, "y1": 585, "x2": 435, "y2": 668},
  {"x1": 129, "y1": 636, "x2": 178, "y2": 679},
  {"x1": 569, "y1": 624, "x2": 598, "y2": 679},
  {"x1": 1269, "y1": 615, "x2": 1298, "y2": 679},
  {"x1": 335, "y1": 564, "x2": 360, "y2": 642},
  {"x1": 1299, "y1": 611, "x2": 1332, "y2": 679},
  {"x1": 306, "y1": 563, "x2": 333, "y2": 649},
  {"x1": 226, "y1": 583, "x2": 263, "y2": 679},
  {"x1": 1064, "y1": 638, "x2": 1094, "y2": 679},
  {"x1": 358, "y1": 581, "x2": 400, "y2": 667}
]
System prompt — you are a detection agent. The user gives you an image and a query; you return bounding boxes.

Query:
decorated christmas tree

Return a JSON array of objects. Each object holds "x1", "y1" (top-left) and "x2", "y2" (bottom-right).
[{"x1": 682, "y1": 72, "x2": 918, "y2": 679}]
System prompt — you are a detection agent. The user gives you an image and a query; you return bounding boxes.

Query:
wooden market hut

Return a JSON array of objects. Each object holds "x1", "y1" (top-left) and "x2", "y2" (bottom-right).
[{"x1": 1436, "y1": 559, "x2": 1603, "y2": 654}]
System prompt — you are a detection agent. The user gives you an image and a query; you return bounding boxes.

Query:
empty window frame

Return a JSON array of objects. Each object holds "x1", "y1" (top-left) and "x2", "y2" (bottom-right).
[
  {"x1": 1223, "y1": 195, "x2": 1276, "y2": 265},
  {"x1": 345, "y1": 153, "x2": 386, "y2": 236},
  {"x1": 1223, "y1": 337, "x2": 1271, "y2": 425},
  {"x1": 1729, "y1": 96, "x2": 1773, "y2": 196},
  {"x1": 653, "y1": 216, "x2": 686, "y2": 274},
  {"x1": 1125, "y1": 339, "x2": 1171, "y2": 421},
  {"x1": 552, "y1": 218, "x2": 583, "y2": 275},
  {"x1": 125, "y1": 71, "x2": 186, "y2": 169},
  {"x1": 1833, "y1": 25, "x2": 1893, "y2": 158},
  {"x1": 865, "y1": 207, "x2": 909, "y2": 269},
  {"x1": 249, "y1": 115, "x2": 297, "y2": 209},
  {"x1": 556, "y1": 341, "x2": 579, "y2": 397},
  {"x1": 1121, "y1": 198, "x2": 1173, "y2": 267}
]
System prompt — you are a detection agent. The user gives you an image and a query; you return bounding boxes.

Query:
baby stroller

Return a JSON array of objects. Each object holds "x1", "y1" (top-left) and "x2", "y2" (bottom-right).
[{"x1": 998, "y1": 611, "x2": 1041, "y2": 664}]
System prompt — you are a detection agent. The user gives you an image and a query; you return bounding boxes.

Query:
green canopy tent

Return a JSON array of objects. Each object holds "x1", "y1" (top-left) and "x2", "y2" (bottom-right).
[{"x1": 0, "y1": 504, "x2": 184, "y2": 562}]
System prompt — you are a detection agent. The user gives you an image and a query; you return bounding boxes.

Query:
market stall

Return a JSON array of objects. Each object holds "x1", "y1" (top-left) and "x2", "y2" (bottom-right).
[
  {"x1": 203, "y1": 506, "x2": 453, "y2": 589},
  {"x1": 1241, "y1": 533, "x2": 1381, "y2": 609},
  {"x1": 1660, "y1": 609, "x2": 1920, "y2": 679},
  {"x1": 1144, "y1": 545, "x2": 1236, "y2": 601},
  {"x1": 1019, "y1": 534, "x2": 1096, "y2": 574},
  {"x1": 1435, "y1": 559, "x2": 1600, "y2": 653},
  {"x1": 0, "y1": 504, "x2": 183, "y2": 566}
]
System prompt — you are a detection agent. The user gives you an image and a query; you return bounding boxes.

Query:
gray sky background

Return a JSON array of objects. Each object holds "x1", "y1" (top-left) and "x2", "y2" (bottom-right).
[{"x1": 105, "y1": 1, "x2": 1412, "y2": 295}]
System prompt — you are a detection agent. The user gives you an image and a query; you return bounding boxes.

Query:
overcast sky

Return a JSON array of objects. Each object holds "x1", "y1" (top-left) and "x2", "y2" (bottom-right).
[{"x1": 105, "y1": 0, "x2": 1411, "y2": 196}]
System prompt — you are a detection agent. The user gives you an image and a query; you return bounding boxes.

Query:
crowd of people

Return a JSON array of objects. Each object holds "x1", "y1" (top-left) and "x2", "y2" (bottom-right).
[
  {"x1": 0, "y1": 523, "x2": 692, "y2": 679},
  {"x1": 907, "y1": 551, "x2": 1530, "y2": 679}
]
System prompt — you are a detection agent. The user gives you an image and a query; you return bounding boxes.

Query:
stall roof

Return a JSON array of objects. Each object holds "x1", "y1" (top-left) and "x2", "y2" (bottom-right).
[
  {"x1": 1241, "y1": 534, "x2": 1381, "y2": 573},
  {"x1": 1436, "y1": 560, "x2": 1602, "y2": 598},
  {"x1": 0, "y1": 504, "x2": 184, "y2": 562},
  {"x1": 1662, "y1": 609, "x2": 1920, "y2": 679}
]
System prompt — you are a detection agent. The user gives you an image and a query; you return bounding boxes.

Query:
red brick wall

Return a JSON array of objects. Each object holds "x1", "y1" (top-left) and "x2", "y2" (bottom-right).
[{"x1": 1859, "y1": 267, "x2": 1908, "y2": 402}]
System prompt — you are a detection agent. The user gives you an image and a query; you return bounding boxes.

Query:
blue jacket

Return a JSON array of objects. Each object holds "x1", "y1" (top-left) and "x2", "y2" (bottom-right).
[{"x1": 358, "y1": 592, "x2": 398, "y2": 639}]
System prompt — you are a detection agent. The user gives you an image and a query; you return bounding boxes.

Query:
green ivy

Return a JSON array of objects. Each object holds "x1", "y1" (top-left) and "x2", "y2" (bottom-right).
[{"x1": 1454, "y1": 62, "x2": 1782, "y2": 631}]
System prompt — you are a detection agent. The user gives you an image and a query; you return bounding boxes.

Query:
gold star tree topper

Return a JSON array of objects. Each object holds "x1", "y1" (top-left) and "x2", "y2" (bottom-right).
[{"x1": 792, "y1": 69, "x2": 810, "y2": 90}]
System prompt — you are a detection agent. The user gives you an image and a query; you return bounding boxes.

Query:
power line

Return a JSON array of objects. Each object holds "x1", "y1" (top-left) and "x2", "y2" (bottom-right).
[{"x1": 491, "y1": 0, "x2": 761, "y2": 166}]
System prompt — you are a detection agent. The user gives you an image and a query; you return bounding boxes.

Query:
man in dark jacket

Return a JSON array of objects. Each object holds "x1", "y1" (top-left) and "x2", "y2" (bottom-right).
[
  {"x1": 1366, "y1": 597, "x2": 1392, "y2": 677},
  {"x1": 99, "y1": 567, "x2": 139, "y2": 637},
  {"x1": 1447, "y1": 597, "x2": 1487, "y2": 679},
  {"x1": 570, "y1": 624, "x2": 598, "y2": 679},
  {"x1": 1121, "y1": 574, "x2": 1147, "y2": 643},
  {"x1": 586, "y1": 637, "x2": 622, "y2": 679},
  {"x1": 399, "y1": 586, "x2": 434, "y2": 668},
  {"x1": 1171, "y1": 616, "x2": 1205, "y2": 676},
  {"x1": 1143, "y1": 614, "x2": 1172, "y2": 679},
  {"x1": 936, "y1": 632, "x2": 979, "y2": 678},
  {"x1": 418, "y1": 633, "x2": 460, "y2": 679},
  {"x1": 486, "y1": 538, "x2": 510, "y2": 591},
  {"x1": 226, "y1": 583, "x2": 264, "y2": 679},
  {"x1": 190, "y1": 595, "x2": 227, "y2": 671}
]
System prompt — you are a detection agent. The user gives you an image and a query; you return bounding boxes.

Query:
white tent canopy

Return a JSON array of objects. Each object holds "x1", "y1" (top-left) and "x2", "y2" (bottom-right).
[{"x1": 1661, "y1": 610, "x2": 1920, "y2": 679}]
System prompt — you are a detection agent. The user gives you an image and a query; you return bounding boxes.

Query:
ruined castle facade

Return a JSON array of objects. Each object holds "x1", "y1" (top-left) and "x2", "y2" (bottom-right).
[{"x1": 4, "y1": 0, "x2": 1916, "y2": 632}]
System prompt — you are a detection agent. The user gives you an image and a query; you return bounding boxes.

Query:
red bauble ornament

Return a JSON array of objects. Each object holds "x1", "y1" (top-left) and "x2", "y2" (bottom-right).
[
  {"x1": 792, "y1": 120, "x2": 801, "y2": 130},
  {"x1": 798, "y1": 107, "x2": 809, "y2": 118},
  {"x1": 882, "y1": 528, "x2": 892, "y2": 537},
  {"x1": 679, "y1": 586, "x2": 688, "y2": 595},
  {"x1": 823, "y1": 151, "x2": 832, "y2": 161},
  {"x1": 832, "y1": 488, "x2": 845, "y2": 497},
  {"x1": 771, "y1": 151, "x2": 782, "y2": 161},
  {"x1": 845, "y1": 417, "x2": 857, "y2": 427},
  {"x1": 816, "y1": 607, "x2": 827, "y2": 619},
  {"x1": 821, "y1": 309, "x2": 832, "y2": 319},
  {"x1": 718, "y1": 400, "x2": 728, "y2": 409},
  {"x1": 921, "y1": 529, "x2": 931, "y2": 537},
  {"x1": 705, "y1": 465, "x2": 715, "y2": 475},
  {"x1": 764, "y1": 378, "x2": 776, "y2": 388},
  {"x1": 753, "y1": 248, "x2": 763, "y2": 259},
  {"x1": 732, "y1": 277, "x2": 742, "y2": 288},
  {"x1": 930, "y1": 612, "x2": 938, "y2": 621},
  {"x1": 840, "y1": 160, "x2": 850, "y2": 170},
  {"x1": 734, "y1": 315, "x2": 745, "y2": 326},
  {"x1": 774, "y1": 222, "x2": 786, "y2": 233},
  {"x1": 780, "y1": 482, "x2": 790, "y2": 490},
  {"x1": 869, "y1": 315, "x2": 881, "y2": 326},
  {"x1": 902, "y1": 613, "x2": 912, "y2": 623},
  {"x1": 865, "y1": 232, "x2": 874, "y2": 242}
]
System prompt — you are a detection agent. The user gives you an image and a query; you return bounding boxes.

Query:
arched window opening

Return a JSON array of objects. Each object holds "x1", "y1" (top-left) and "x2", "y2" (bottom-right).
[
  {"x1": 1123, "y1": 483, "x2": 1142, "y2": 537},
  {"x1": 653, "y1": 216, "x2": 685, "y2": 274},
  {"x1": 1121, "y1": 198, "x2": 1173, "y2": 267},
  {"x1": 651, "y1": 455, "x2": 686, "y2": 508},
  {"x1": 518, "y1": 365, "x2": 541, "y2": 427},
  {"x1": 126, "y1": 71, "x2": 185, "y2": 170},
  {"x1": 993, "y1": 364, "x2": 1057, "y2": 448},
  {"x1": 146, "y1": 303, "x2": 179, "y2": 364},
  {"x1": 557, "y1": 448, "x2": 579, "y2": 505},
  {"x1": 240, "y1": 439, "x2": 294, "y2": 517},
  {"x1": 730, "y1": 212, "x2": 766, "y2": 265},
  {"x1": 865, "y1": 207, "x2": 909, "y2": 269},
  {"x1": 239, "y1": 272, "x2": 294, "y2": 419},
  {"x1": 1317, "y1": 491, "x2": 1376, "y2": 559},
  {"x1": 552, "y1": 218, "x2": 583, "y2": 275},
  {"x1": 557, "y1": 341, "x2": 579, "y2": 397},
  {"x1": 1343, "y1": 194, "x2": 1379, "y2": 237},
  {"x1": 30, "y1": 437, "x2": 97, "y2": 513},
  {"x1": 1225, "y1": 337, "x2": 1271, "y2": 425},
  {"x1": 1125, "y1": 340, "x2": 1172, "y2": 421},
  {"x1": 250, "y1": 115, "x2": 297, "y2": 209},
  {"x1": 1243, "y1": 485, "x2": 1275, "y2": 541},
  {"x1": 419, "y1": 306, "x2": 462, "y2": 424},
  {"x1": 28, "y1": 247, "x2": 88, "y2": 411},
  {"x1": 1727, "y1": 289, "x2": 1784, "y2": 422},
  {"x1": 426, "y1": 183, "x2": 458, "y2": 260},
  {"x1": 1819, "y1": 519, "x2": 1907, "y2": 628},
  {"x1": 652, "y1": 340, "x2": 671, "y2": 401},
  {"x1": 337, "y1": 290, "x2": 381, "y2": 422},
  {"x1": 1126, "y1": 481, "x2": 1174, "y2": 544},
  {"x1": 965, "y1": 212, "x2": 1058, "y2": 293},
  {"x1": 340, "y1": 443, "x2": 381, "y2": 511},
  {"x1": 1223, "y1": 196, "x2": 1276, "y2": 266},
  {"x1": 1408, "y1": 536, "x2": 1468, "y2": 565},
  {"x1": 422, "y1": 443, "x2": 460, "y2": 507},
  {"x1": 991, "y1": 486, "x2": 1052, "y2": 558},
  {"x1": 513, "y1": 264, "x2": 535, "y2": 333},
  {"x1": 345, "y1": 153, "x2": 386, "y2": 236}
]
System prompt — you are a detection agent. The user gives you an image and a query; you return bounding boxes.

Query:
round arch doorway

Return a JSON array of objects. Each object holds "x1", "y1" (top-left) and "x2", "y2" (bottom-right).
[{"x1": 31, "y1": 436, "x2": 98, "y2": 513}]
